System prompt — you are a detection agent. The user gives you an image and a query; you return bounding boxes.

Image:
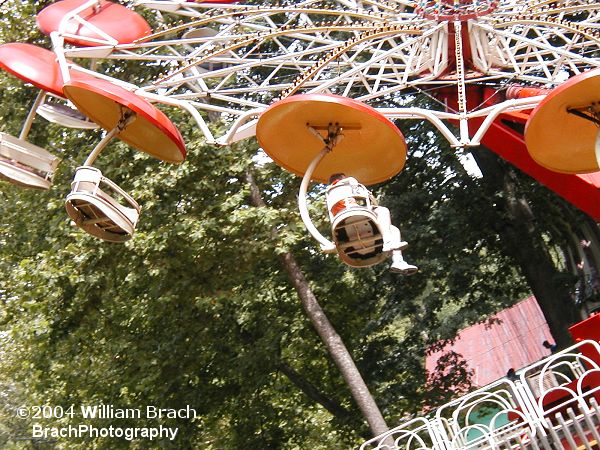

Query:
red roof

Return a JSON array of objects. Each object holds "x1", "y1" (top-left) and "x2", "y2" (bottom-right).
[{"x1": 426, "y1": 296, "x2": 554, "y2": 386}]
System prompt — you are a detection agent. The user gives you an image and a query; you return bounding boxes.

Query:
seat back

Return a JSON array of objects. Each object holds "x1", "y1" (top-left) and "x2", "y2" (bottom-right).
[
  {"x1": 326, "y1": 178, "x2": 373, "y2": 222},
  {"x1": 71, "y1": 165, "x2": 102, "y2": 188}
]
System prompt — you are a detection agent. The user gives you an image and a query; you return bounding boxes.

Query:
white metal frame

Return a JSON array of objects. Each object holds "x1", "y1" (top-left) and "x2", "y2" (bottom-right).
[
  {"x1": 519, "y1": 340, "x2": 600, "y2": 424},
  {"x1": 42, "y1": 0, "x2": 600, "y2": 147},
  {"x1": 0, "y1": 132, "x2": 60, "y2": 190},
  {"x1": 65, "y1": 166, "x2": 141, "y2": 242},
  {"x1": 360, "y1": 417, "x2": 447, "y2": 450},
  {"x1": 362, "y1": 340, "x2": 600, "y2": 450}
]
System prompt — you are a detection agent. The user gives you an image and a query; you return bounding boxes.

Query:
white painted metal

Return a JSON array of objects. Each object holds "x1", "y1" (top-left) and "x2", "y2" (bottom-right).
[
  {"x1": 298, "y1": 146, "x2": 337, "y2": 253},
  {"x1": 65, "y1": 166, "x2": 141, "y2": 242},
  {"x1": 361, "y1": 340, "x2": 600, "y2": 449},
  {"x1": 360, "y1": 417, "x2": 447, "y2": 450},
  {"x1": 43, "y1": 0, "x2": 600, "y2": 146},
  {"x1": 0, "y1": 132, "x2": 60, "y2": 190}
]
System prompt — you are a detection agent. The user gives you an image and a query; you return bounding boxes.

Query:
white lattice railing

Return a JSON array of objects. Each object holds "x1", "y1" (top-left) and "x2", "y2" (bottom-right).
[{"x1": 361, "y1": 340, "x2": 600, "y2": 450}]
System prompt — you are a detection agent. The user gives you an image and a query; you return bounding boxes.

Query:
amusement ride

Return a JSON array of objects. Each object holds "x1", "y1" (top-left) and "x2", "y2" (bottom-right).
[
  {"x1": 0, "y1": 0, "x2": 598, "y2": 268},
  {"x1": 1, "y1": 0, "x2": 600, "y2": 446}
]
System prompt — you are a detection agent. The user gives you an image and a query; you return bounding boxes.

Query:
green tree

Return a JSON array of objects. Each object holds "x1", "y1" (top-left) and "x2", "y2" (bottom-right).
[{"x1": 1, "y1": 2, "x2": 598, "y2": 449}]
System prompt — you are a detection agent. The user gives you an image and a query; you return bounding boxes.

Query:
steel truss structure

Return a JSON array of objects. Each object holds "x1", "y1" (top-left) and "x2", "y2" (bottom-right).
[{"x1": 51, "y1": 0, "x2": 600, "y2": 148}]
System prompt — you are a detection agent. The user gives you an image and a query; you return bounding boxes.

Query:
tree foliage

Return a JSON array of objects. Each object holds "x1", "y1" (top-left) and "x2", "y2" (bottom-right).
[{"x1": 0, "y1": 1, "x2": 597, "y2": 449}]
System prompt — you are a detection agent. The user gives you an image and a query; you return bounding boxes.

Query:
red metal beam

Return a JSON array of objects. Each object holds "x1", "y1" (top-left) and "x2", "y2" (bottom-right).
[
  {"x1": 436, "y1": 86, "x2": 600, "y2": 220},
  {"x1": 475, "y1": 115, "x2": 600, "y2": 220}
]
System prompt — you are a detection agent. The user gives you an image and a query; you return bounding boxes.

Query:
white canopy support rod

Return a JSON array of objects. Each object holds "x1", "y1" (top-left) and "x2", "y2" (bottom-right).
[
  {"x1": 83, "y1": 127, "x2": 121, "y2": 167},
  {"x1": 378, "y1": 107, "x2": 463, "y2": 147},
  {"x1": 135, "y1": 90, "x2": 217, "y2": 144},
  {"x1": 216, "y1": 109, "x2": 264, "y2": 146},
  {"x1": 470, "y1": 96, "x2": 546, "y2": 145},
  {"x1": 19, "y1": 91, "x2": 47, "y2": 141},
  {"x1": 172, "y1": 99, "x2": 216, "y2": 144},
  {"x1": 50, "y1": 32, "x2": 71, "y2": 86},
  {"x1": 57, "y1": 0, "x2": 119, "y2": 46},
  {"x1": 83, "y1": 110, "x2": 136, "y2": 166},
  {"x1": 298, "y1": 143, "x2": 336, "y2": 253}
]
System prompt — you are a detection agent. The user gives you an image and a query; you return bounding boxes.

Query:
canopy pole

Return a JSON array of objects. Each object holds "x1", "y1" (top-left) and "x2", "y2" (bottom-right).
[
  {"x1": 297, "y1": 124, "x2": 346, "y2": 253},
  {"x1": 83, "y1": 109, "x2": 136, "y2": 166}
]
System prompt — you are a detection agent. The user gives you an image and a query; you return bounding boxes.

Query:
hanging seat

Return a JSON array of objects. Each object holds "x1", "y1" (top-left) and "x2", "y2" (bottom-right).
[
  {"x1": 0, "y1": 43, "x2": 101, "y2": 189},
  {"x1": 0, "y1": 133, "x2": 60, "y2": 190},
  {"x1": 331, "y1": 208, "x2": 388, "y2": 268},
  {"x1": 326, "y1": 180, "x2": 387, "y2": 268},
  {"x1": 65, "y1": 166, "x2": 141, "y2": 242},
  {"x1": 36, "y1": 96, "x2": 99, "y2": 129},
  {"x1": 60, "y1": 77, "x2": 185, "y2": 243},
  {"x1": 326, "y1": 179, "x2": 374, "y2": 222}
]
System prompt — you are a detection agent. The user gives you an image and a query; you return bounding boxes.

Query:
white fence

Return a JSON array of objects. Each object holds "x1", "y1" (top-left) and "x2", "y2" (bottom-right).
[{"x1": 361, "y1": 340, "x2": 600, "y2": 450}]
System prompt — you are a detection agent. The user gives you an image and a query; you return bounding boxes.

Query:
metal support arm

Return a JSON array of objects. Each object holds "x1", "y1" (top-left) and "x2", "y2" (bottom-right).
[
  {"x1": 83, "y1": 110, "x2": 136, "y2": 166},
  {"x1": 298, "y1": 147, "x2": 337, "y2": 253}
]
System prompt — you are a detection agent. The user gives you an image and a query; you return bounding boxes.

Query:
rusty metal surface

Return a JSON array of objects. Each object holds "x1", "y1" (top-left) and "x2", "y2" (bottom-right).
[{"x1": 426, "y1": 296, "x2": 554, "y2": 386}]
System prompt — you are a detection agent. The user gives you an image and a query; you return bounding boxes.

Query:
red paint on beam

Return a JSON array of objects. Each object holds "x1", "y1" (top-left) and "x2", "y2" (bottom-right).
[
  {"x1": 435, "y1": 86, "x2": 600, "y2": 220},
  {"x1": 475, "y1": 116, "x2": 600, "y2": 220}
]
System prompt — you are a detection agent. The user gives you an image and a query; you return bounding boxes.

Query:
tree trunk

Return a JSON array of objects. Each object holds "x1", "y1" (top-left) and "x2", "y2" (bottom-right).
[
  {"x1": 245, "y1": 170, "x2": 390, "y2": 437},
  {"x1": 277, "y1": 252, "x2": 390, "y2": 436},
  {"x1": 471, "y1": 148, "x2": 579, "y2": 348},
  {"x1": 278, "y1": 362, "x2": 352, "y2": 420}
]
